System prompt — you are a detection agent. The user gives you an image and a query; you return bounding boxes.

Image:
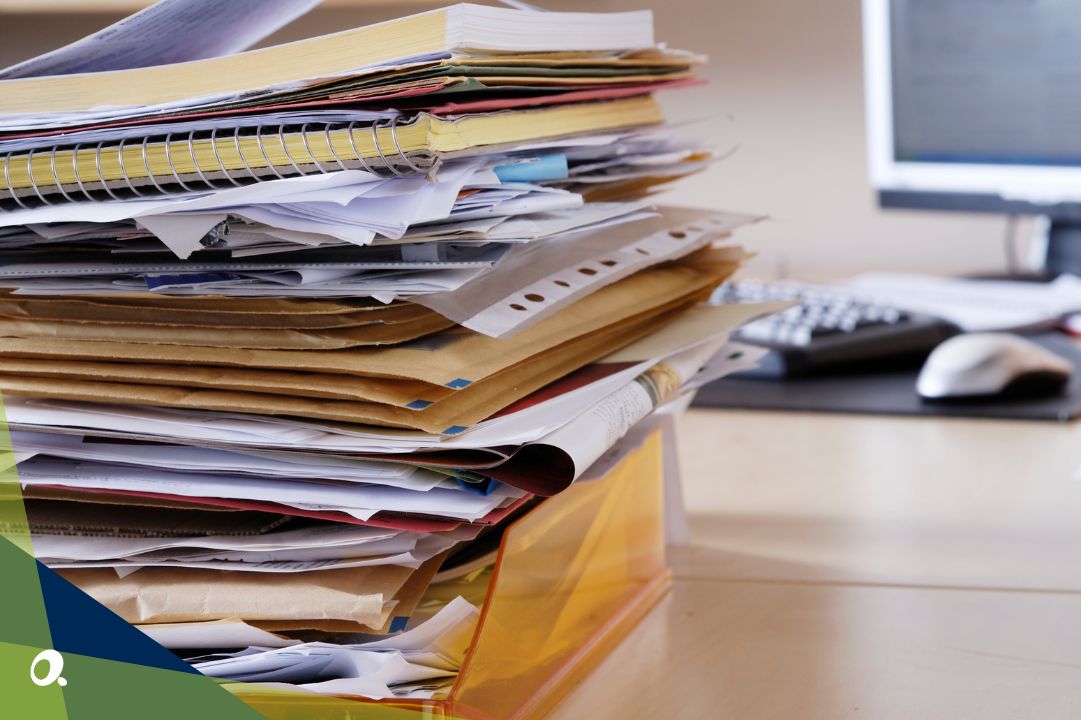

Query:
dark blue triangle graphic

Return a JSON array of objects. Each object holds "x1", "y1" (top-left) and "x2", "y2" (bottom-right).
[{"x1": 36, "y1": 560, "x2": 196, "y2": 674}]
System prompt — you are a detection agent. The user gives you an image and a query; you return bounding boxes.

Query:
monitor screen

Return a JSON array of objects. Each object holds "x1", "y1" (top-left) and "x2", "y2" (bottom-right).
[{"x1": 865, "y1": 0, "x2": 1081, "y2": 213}]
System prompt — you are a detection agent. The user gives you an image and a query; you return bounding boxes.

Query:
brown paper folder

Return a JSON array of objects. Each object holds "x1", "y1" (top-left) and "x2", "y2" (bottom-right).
[
  {"x1": 0, "y1": 253, "x2": 738, "y2": 432},
  {"x1": 0, "y1": 358, "x2": 454, "y2": 406},
  {"x1": 252, "y1": 552, "x2": 444, "y2": 635},
  {"x1": 0, "y1": 251, "x2": 739, "y2": 387},
  {"x1": 0, "y1": 296, "x2": 439, "y2": 329},
  {"x1": 0, "y1": 299, "x2": 681, "y2": 432},
  {"x1": 58, "y1": 563, "x2": 416, "y2": 629},
  {"x1": 0, "y1": 311, "x2": 454, "y2": 350},
  {"x1": 0, "y1": 301, "x2": 671, "y2": 417}
]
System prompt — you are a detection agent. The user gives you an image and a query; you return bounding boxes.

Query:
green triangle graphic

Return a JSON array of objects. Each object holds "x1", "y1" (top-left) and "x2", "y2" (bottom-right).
[
  {"x1": 0, "y1": 641, "x2": 69, "y2": 720},
  {"x1": 0, "y1": 397, "x2": 268, "y2": 719},
  {"x1": 56, "y1": 650, "x2": 266, "y2": 720},
  {"x1": 0, "y1": 395, "x2": 65, "y2": 720}
]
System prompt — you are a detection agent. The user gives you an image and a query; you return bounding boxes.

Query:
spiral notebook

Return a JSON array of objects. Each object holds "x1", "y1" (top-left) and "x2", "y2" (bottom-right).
[{"x1": 0, "y1": 95, "x2": 662, "y2": 207}]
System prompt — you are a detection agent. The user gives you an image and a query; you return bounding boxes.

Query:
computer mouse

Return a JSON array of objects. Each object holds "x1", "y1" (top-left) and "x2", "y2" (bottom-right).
[{"x1": 916, "y1": 333, "x2": 1074, "y2": 401}]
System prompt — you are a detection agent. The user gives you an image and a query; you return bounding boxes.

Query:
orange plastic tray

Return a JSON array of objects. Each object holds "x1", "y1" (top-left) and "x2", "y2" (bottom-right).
[{"x1": 233, "y1": 426, "x2": 671, "y2": 719}]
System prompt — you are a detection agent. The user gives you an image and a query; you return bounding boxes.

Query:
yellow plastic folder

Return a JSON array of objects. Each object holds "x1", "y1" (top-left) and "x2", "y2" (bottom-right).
[{"x1": 229, "y1": 426, "x2": 671, "y2": 719}]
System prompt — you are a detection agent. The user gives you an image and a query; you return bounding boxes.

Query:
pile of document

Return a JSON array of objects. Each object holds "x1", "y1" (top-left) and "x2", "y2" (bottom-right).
[{"x1": 0, "y1": 1, "x2": 780, "y2": 700}]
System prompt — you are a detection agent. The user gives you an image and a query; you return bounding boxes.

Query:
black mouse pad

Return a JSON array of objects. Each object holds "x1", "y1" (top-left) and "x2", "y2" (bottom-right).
[{"x1": 692, "y1": 332, "x2": 1081, "y2": 422}]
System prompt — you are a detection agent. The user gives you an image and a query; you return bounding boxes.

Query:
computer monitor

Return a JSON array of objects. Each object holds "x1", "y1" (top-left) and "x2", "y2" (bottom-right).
[{"x1": 863, "y1": 0, "x2": 1081, "y2": 275}]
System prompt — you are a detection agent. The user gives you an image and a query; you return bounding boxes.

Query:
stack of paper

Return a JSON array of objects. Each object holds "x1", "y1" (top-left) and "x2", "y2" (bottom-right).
[{"x1": 0, "y1": 1, "x2": 780, "y2": 701}]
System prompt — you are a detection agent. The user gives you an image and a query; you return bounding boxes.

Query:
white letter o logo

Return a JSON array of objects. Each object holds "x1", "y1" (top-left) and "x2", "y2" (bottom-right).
[{"x1": 30, "y1": 649, "x2": 67, "y2": 687}]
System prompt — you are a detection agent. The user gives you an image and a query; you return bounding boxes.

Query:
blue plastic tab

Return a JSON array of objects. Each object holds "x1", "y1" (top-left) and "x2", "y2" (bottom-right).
[
  {"x1": 456, "y1": 476, "x2": 499, "y2": 495},
  {"x1": 493, "y1": 153, "x2": 569, "y2": 183}
]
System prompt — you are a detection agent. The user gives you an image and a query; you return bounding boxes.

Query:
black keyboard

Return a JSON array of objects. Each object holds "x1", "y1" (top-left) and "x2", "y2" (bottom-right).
[{"x1": 714, "y1": 279, "x2": 961, "y2": 378}]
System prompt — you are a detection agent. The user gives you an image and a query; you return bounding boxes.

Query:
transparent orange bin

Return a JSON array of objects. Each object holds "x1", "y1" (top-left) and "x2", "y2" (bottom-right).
[{"x1": 232, "y1": 426, "x2": 671, "y2": 719}]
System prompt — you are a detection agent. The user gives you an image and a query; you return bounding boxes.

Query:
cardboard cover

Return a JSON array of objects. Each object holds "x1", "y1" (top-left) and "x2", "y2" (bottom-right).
[
  {"x1": 0, "y1": 358, "x2": 453, "y2": 406},
  {"x1": 0, "y1": 295, "x2": 437, "y2": 328},
  {"x1": 0, "y1": 311, "x2": 454, "y2": 350},
  {"x1": 57, "y1": 563, "x2": 417, "y2": 628}
]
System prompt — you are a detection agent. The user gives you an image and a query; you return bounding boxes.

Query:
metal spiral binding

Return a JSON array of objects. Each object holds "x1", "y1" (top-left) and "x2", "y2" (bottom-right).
[
  {"x1": 387, "y1": 115, "x2": 428, "y2": 174},
  {"x1": 233, "y1": 127, "x2": 261, "y2": 181},
  {"x1": 186, "y1": 129, "x2": 219, "y2": 190},
  {"x1": 117, "y1": 138, "x2": 147, "y2": 197},
  {"x1": 164, "y1": 133, "x2": 196, "y2": 192},
  {"x1": 94, "y1": 141, "x2": 122, "y2": 201},
  {"x1": 277, "y1": 124, "x2": 304, "y2": 176},
  {"x1": 344, "y1": 121, "x2": 380, "y2": 177},
  {"x1": 0, "y1": 118, "x2": 434, "y2": 210},
  {"x1": 140, "y1": 136, "x2": 168, "y2": 194},
  {"x1": 370, "y1": 118, "x2": 403, "y2": 177},
  {"x1": 323, "y1": 124, "x2": 348, "y2": 172},
  {"x1": 3, "y1": 154, "x2": 28, "y2": 209},
  {"x1": 71, "y1": 145, "x2": 94, "y2": 202},
  {"x1": 300, "y1": 123, "x2": 331, "y2": 175},
  {"x1": 209, "y1": 128, "x2": 243, "y2": 187},
  {"x1": 26, "y1": 149, "x2": 52, "y2": 205},
  {"x1": 49, "y1": 146, "x2": 75, "y2": 203},
  {"x1": 254, "y1": 125, "x2": 285, "y2": 179}
]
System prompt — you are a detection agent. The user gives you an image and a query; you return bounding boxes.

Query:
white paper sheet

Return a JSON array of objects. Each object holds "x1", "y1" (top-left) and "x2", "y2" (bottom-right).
[
  {"x1": 45, "y1": 532, "x2": 458, "y2": 573},
  {"x1": 0, "y1": 0, "x2": 323, "y2": 79},
  {"x1": 138, "y1": 619, "x2": 300, "y2": 650},
  {"x1": 10, "y1": 431, "x2": 443, "y2": 490},
  {"x1": 845, "y1": 272, "x2": 1081, "y2": 331},
  {"x1": 32, "y1": 525, "x2": 404, "y2": 561},
  {"x1": 16, "y1": 458, "x2": 522, "y2": 521},
  {"x1": 194, "y1": 596, "x2": 479, "y2": 699}
]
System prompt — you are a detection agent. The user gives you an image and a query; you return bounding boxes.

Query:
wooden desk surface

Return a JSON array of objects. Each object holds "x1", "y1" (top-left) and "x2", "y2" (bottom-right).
[{"x1": 549, "y1": 409, "x2": 1081, "y2": 719}]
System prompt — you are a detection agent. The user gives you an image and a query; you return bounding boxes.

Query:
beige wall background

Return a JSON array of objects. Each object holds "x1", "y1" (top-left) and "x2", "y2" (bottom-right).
[{"x1": 0, "y1": 0, "x2": 1016, "y2": 279}]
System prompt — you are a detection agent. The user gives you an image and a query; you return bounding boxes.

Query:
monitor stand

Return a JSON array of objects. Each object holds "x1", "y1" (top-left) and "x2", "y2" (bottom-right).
[
  {"x1": 1043, "y1": 219, "x2": 1081, "y2": 277},
  {"x1": 968, "y1": 216, "x2": 1081, "y2": 283}
]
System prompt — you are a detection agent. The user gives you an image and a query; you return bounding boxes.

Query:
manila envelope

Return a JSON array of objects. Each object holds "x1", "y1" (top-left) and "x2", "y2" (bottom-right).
[
  {"x1": 0, "y1": 277, "x2": 724, "y2": 434},
  {"x1": 0, "y1": 301, "x2": 679, "y2": 433},
  {"x1": 0, "y1": 357, "x2": 455, "y2": 407},
  {"x1": 0, "y1": 294, "x2": 443, "y2": 328},
  {"x1": 0, "y1": 250, "x2": 738, "y2": 387},
  {"x1": 58, "y1": 563, "x2": 416, "y2": 629},
  {"x1": 253, "y1": 552, "x2": 446, "y2": 634},
  {"x1": 0, "y1": 310, "x2": 454, "y2": 350}
]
